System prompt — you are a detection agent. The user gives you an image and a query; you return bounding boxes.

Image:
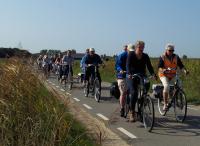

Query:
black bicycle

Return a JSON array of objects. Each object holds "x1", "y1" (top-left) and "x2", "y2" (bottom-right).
[
  {"x1": 153, "y1": 68, "x2": 187, "y2": 122},
  {"x1": 60, "y1": 64, "x2": 73, "y2": 90},
  {"x1": 43, "y1": 63, "x2": 50, "y2": 79},
  {"x1": 124, "y1": 74, "x2": 155, "y2": 132},
  {"x1": 84, "y1": 64, "x2": 101, "y2": 102}
]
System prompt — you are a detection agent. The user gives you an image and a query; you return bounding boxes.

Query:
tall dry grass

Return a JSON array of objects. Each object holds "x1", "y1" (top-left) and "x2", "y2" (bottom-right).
[{"x1": 0, "y1": 58, "x2": 95, "y2": 146}]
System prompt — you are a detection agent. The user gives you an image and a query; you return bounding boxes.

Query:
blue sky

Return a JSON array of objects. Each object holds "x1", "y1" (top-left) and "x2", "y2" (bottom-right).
[{"x1": 0, "y1": 0, "x2": 199, "y2": 57}]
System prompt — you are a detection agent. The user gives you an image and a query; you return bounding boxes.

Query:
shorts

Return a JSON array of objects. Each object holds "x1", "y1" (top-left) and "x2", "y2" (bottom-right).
[{"x1": 117, "y1": 79, "x2": 127, "y2": 95}]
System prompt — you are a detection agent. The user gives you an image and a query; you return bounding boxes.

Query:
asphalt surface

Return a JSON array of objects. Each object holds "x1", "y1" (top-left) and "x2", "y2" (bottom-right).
[{"x1": 46, "y1": 74, "x2": 200, "y2": 146}]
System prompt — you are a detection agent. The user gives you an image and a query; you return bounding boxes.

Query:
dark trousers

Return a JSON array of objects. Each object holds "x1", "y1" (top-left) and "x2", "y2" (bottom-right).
[{"x1": 85, "y1": 67, "x2": 102, "y2": 90}]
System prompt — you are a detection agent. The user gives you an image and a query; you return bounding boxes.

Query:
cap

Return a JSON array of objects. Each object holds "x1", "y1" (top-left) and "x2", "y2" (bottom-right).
[
  {"x1": 127, "y1": 44, "x2": 135, "y2": 51},
  {"x1": 165, "y1": 43, "x2": 175, "y2": 50}
]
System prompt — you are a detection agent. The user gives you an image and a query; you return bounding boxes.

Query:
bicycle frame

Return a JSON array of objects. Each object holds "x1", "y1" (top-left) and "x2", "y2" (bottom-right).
[
  {"x1": 60, "y1": 63, "x2": 73, "y2": 90},
  {"x1": 84, "y1": 64, "x2": 101, "y2": 102},
  {"x1": 162, "y1": 73, "x2": 183, "y2": 112},
  {"x1": 125, "y1": 73, "x2": 154, "y2": 131},
  {"x1": 157, "y1": 70, "x2": 187, "y2": 122}
]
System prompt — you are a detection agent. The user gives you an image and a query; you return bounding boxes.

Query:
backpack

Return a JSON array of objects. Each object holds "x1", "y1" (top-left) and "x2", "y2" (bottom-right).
[{"x1": 110, "y1": 81, "x2": 120, "y2": 99}]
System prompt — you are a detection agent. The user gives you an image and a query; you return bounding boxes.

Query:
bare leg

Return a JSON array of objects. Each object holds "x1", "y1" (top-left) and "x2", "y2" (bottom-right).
[{"x1": 163, "y1": 92, "x2": 169, "y2": 110}]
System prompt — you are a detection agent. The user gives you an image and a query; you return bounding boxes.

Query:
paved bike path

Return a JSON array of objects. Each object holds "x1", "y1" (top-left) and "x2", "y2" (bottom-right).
[{"x1": 47, "y1": 75, "x2": 200, "y2": 146}]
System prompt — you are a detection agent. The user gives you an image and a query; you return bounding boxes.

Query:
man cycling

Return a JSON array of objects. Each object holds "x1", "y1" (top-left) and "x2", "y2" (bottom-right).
[
  {"x1": 84, "y1": 48, "x2": 103, "y2": 96},
  {"x1": 158, "y1": 43, "x2": 189, "y2": 110},
  {"x1": 115, "y1": 45, "x2": 129, "y2": 117},
  {"x1": 61, "y1": 50, "x2": 74, "y2": 83},
  {"x1": 37, "y1": 55, "x2": 43, "y2": 69},
  {"x1": 127, "y1": 41, "x2": 157, "y2": 122},
  {"x1": 80, "y1": 48, "x2": 89, "y2": 84},
  {"x1": 55, "y1": 53, "x2": 62, "y2": 79},
  {"x1": 42, "y1": 54, "x2": 51, "y2": 77}
]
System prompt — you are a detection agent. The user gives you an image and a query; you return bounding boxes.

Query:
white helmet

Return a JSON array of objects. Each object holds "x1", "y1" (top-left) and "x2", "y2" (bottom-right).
[{"x1": 89, "y1": 48, "x2": 95, "y2": 52}]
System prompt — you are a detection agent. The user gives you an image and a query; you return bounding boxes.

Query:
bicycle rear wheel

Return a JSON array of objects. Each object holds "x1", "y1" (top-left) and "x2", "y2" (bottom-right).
[
  {"x1": 124, "y1": 94, "x2": 130, "y2": 118},
  {"x1": 68, "y1": 72, "x2": 73, "y2": 90},
  {"x1": 84, "y1": 81, "x2": 89, "y2": 97},
  {"x1": 143, "y1": 95, "x2": 155, "y2": 132},
  {"x1": 157, "y1": 96, "x2": 166, "y2": 116},
  {"x1": 94, "y1": 79, "x2": 101, "y2": 102},
  {"x1": 174, "y1": 90, "x2": 187, "y2": 122}
]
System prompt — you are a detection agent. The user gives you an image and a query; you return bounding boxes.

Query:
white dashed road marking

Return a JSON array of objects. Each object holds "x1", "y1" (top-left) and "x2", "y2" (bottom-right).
[
  {"x1": 83, "y1": 104, "x2": 92, "y2": 110},
  {"x1": 66, "y1": 92, "x2": 71, "y2": 96},
  {"x1": 96, "y1": 113, "x2": 109, "y2": 121},
  {"x1": 60, "y1": 89, "x2": 65, "y2": 92},
  {"x1": 187, "y1": 107, "x2": 198, "y2": 111},
  {"x1": 117, "y1": 127, "x2": 137, "y2": 139},
  {"x1": 73, "y1": 98, "x2": 80, "y2": 102}
]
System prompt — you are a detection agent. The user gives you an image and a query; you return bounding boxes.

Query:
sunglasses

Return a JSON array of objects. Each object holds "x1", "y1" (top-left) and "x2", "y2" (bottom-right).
[{"x1": 168, "y1": 49, "x2": 174, "y2": 52}]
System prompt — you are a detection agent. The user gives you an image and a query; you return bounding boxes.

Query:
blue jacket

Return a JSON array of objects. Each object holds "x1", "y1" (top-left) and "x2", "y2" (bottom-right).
[
  {"x1": 80, "y1": 54, "x2": 88, "y2": 73},
  {"x1": 80, "y1": 54, "x2": 88, "y2": 68},
  {"x1": 115, "y1": 51, "x2": 128, "y2": 79}
]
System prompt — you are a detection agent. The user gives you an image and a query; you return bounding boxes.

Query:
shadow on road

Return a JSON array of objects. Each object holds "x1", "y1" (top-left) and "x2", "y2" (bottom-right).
[{"x1": 152, "y1": 115, "x2": 200, "y2": 137}]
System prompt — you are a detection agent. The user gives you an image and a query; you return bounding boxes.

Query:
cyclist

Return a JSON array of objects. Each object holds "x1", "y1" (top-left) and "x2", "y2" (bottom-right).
[
  {"x1": 115, "y1": 45, "x2": 129, "y2": 117},
  {"x1": 42, "y1": 54, "x2": 51, "y2": 76},
  {"x1": 37, "y1": 55, "x2": 43, "y2": 69},
  {"x1": 55, "y1": 53, "x2": 62, "y2": 79},
  {"x1": 80, "y1": 48, "x2": 89, "y2": 84},
  {"x1": 61, "y1": 50, "x2": 74, "y2": 83},
  {"x1": 127, "y1": 40, "x2": 157, "y2": 122},
  {"x1": 84, "y1": 48, "x2": 103, "y2": 96},
  {"x1": 158, "y1": 43, "x2": 189, "y2": 110},
  {"x1": 51, "y1": 54, "x2": 57, "y2": 73}
]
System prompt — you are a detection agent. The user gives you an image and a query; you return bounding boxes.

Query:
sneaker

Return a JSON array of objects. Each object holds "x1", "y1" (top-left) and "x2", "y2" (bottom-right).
[{"x1": 120, "y1": 108, "x2": 124, "y2": 117}]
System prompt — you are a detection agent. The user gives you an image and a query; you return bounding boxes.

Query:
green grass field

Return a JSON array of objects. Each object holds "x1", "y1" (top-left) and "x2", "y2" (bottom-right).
[{"x1": 73, "y1": 58, "x2": 200, "y2": 104}]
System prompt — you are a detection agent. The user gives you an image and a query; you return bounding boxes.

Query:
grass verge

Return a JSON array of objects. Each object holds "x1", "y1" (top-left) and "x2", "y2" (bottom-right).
[{"x1": 0, "y1": 58, "x2": 96, "y2": 146}]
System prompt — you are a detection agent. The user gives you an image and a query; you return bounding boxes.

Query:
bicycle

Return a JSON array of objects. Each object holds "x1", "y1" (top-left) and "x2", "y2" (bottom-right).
[
  {"x1": 124, "y1": 73, "x2": 155, "y2": 132},
  {"x1": 153, "y1": 68, "x2": 187, "y2": 122},
  {"x1": 43, "y1": 63, "x2": 49, "y2": 79},
  {"x1": 60, "y1": 64, "x2": 73, "y2": 90},
  {"x1": 84, "y1": 64, "x2": 101, "y2": 102}
]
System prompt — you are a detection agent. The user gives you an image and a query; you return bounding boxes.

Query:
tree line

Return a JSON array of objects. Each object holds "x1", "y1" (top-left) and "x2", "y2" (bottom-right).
[{"x1": 0, "y1": 48, "x2": 31, "y2": 58}]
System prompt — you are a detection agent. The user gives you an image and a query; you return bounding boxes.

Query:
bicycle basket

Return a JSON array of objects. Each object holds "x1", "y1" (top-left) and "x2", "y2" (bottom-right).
[{"x1": 110, "y1": 81, "x2": 120, "y2": 99}]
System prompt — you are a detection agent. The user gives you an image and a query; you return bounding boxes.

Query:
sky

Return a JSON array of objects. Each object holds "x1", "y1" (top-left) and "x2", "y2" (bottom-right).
[{"x1": 0, "y1": 0, "x2": 199, "y2": 58}]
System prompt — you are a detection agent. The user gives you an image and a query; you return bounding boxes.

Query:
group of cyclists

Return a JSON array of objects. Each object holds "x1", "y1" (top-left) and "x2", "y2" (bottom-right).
[
  {"x1": 115, "y1": 40, "x2": 189, "y2": 122},
  {"x1": 36, "y1": 40, "x2": 189, "y2": 124},
  {"x1": 37, "y1": 48, "x2": 104, "y2": 94},
  {"x1": 37, "y1": 50, "x2": 74, "y2": 83}
]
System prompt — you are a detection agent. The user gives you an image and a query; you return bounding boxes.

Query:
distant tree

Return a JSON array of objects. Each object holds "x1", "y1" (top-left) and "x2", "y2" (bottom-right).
[
  {"x1": 183, "y1": 54, "x2": 188, "y2": 59},
  {"x1": 0, "y1": 47, "x2": 31, "y2": 58},
  {"x1": 71, "y1": 49, "x2": 76, "y2": 55},
  {"x1": 40, "y1": 49, "x2": 48, "y2": 55}
]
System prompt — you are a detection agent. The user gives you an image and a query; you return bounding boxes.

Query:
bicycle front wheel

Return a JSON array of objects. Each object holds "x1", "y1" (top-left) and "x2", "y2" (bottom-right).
[
  {"x1": 174, "y1": 90, "x2": 187, "y2": 122},
  {"x1": 143, "y1": 95, "x2": 155, "y2": 132},
  {"x1": 94, "y1": 79, "x2": 101, "y2": 102}
]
